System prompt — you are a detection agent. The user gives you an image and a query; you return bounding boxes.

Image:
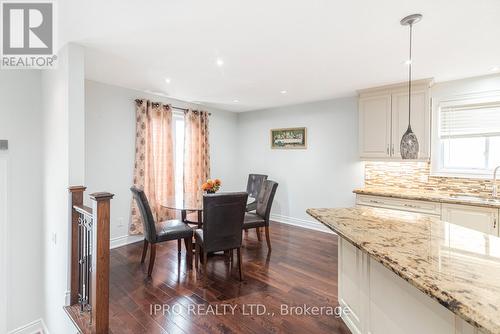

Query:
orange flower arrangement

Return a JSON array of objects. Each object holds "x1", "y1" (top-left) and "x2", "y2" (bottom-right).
[{"x1": 202, "y1": 178, "x2": 221, "y2": 193}]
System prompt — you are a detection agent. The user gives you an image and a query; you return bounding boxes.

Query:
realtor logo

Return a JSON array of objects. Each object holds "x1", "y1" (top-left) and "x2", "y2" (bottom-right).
[{"x1": 1, "y1": 1, "x2": 56, "y2": 68}]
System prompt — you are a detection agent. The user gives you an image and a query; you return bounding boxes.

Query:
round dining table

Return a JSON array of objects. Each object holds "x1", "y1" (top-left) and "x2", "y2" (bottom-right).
[{"x1": 162, "y1": 193, "x2": 203, "y2": 228}]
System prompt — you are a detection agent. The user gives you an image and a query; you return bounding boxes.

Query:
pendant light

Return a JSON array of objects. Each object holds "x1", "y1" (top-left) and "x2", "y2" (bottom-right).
[{"x1": 400, "y1": 13, "x2": 422, "y2": 159}]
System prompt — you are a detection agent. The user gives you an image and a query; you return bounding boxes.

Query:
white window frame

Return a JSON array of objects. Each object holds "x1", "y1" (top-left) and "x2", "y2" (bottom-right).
[{"x1": 431, "y1": 90, "x2": 500, "y2": 178}]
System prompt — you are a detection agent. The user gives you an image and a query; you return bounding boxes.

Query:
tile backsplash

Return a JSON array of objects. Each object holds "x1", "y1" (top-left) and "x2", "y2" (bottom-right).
[{"x1": 364, "y1": 161, "x2": 493, "y2": 197}]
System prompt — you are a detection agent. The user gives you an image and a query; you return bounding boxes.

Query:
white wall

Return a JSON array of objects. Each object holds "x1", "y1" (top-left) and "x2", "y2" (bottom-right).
[
  {"x1": 85, "y1": 80, "x2": 239, "y2": 242},
  {"x1": 236, "y1": 97, "x2": 364, "y2": 230},
  {"x1": 0, "y1": 71, "x2": 44, "y2": 331},
  {"x1": 41, "y1": 44, "x2": 85, "y2": 334}
]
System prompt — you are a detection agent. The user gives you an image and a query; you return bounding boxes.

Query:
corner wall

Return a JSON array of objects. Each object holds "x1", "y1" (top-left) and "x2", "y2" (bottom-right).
[{"x1": 41, "y1": 43, "x2": 85, "y2": 334}]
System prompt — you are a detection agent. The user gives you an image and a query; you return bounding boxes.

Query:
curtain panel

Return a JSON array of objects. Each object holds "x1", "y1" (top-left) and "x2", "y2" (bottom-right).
[
  {"x1": 130, "y1": 99, "x2": 175, "y2": 235},
  {"x1": 183, "y1": 110, "x2": 211, "y2": 209}
]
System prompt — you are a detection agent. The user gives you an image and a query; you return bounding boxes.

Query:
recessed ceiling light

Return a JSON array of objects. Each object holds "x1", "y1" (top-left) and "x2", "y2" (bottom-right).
[
  {"x1": 280, "y1": 90, "x2": 287, "y2": 94},
  {"x1": 216, "y1": 58, "x2": 224, "y2": 67},
  {"x1": 233, "y1": 99, "x2": 239, "y2": 103},
  {"x1": 491, "y1": 66, "x2": 499, "y2": 72},
  {"x1": 165, "y1": 78, "x2": 171, "y2": 84}
]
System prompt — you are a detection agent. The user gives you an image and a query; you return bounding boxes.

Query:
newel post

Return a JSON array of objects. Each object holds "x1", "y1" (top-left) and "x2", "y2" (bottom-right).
[
  {"x1": 69, "y1": 186, "x2": 86, "y2": 305},
  {"x1": 90, "y1": 192, "x2": 114, "y2": 334}
]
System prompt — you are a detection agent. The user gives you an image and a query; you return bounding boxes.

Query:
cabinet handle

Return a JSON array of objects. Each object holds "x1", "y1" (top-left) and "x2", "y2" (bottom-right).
[
  {"x1": 391, "y1": 144, "x2": 395, "y2": 155},
  {"x1": 387, "y1": 146, "x2": 390, "y2": 155},
  {"x1": 404, "y1": 204, "x2": 418, "y2": 209},
  {"x1": 494, "y1": 218, "x2": 497, "y2": 229},
  {"x1": 369, "y1": 200, "x2": 382, "y2": 204}
]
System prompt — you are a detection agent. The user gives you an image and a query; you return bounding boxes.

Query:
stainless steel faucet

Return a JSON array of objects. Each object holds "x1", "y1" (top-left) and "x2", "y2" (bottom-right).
[{"x1": 493, "y1": 166, "x2": 500, "y2": 197}]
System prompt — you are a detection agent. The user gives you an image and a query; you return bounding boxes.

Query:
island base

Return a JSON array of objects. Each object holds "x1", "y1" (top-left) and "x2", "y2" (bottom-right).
[{"x1": 337, "y1": 237, "x2": 485, "y2": 334}]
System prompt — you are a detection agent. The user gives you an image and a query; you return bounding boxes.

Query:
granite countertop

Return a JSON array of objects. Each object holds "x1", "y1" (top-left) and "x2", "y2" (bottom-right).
[
  {"x1": 354, "y1": 188, "x2": 500, "y2": 208},
  {"x1": 307, "y1": 207, "x2": 500, "y2": 334}
]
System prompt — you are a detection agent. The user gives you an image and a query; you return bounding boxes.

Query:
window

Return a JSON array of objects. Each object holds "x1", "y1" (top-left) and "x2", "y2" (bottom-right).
[{"x1": 433, "y1": 93, "x2": 500, "y2": 177}]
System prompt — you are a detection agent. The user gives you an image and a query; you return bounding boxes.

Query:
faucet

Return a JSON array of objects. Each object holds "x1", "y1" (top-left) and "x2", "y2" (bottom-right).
[{"x1": 493, "y1": 166, "x2": 500, "y2": 198}]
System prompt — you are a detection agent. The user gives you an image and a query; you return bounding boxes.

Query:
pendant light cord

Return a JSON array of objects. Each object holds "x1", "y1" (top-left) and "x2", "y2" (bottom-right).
[{"x1": 408, "y1": 23, "x2": 413, "y2": 126}]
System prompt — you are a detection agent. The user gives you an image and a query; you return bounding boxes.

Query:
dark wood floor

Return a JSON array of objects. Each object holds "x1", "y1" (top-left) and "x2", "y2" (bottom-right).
[{"x1": 68, "y1": 222, "x2": 351, "y2": 334}]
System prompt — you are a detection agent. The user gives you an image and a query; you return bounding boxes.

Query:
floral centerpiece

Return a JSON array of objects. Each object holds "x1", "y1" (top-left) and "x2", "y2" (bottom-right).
[{"x1": 202, "y1": 178, "x2": 221, "y2": 194}]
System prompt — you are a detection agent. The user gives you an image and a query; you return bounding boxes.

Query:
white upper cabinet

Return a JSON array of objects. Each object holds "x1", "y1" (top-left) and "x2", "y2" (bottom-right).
[
  {"x1": 359, "y1": 94, "x2": 392, "y2": 158},
  {"x1": 358, "y1": 79, "x2": 432, "y2": 160}
]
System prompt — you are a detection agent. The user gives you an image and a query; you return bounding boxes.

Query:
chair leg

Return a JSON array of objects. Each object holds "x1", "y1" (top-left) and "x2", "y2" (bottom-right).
[
  {"x1": 256, "y1": 227, "x2": 262, "y2": 241},
  {"x1": 177, "y1": 239, "x2": 182, "y2": 260},
  {"x1": 184, "y1": 238, "x2": 193, "y2": 269},
  {"x1": 203, "y1": 251, "x2": 208, "y2": 277},
  {"x1": 147, "y1": 244, "x2": 156, "y2": 277},
  {"x1": 237, "y1": 247, "x2": 243, "y2": 281},
  {"x1": 265, "y1": 226, "x2": 272, "y2": 252},
  {"x1": 195, "y1": 243, "x2": 200, "y2": 271},
  {"x1": 141, "y1": 239, "x2": 149, "y2": 263}
]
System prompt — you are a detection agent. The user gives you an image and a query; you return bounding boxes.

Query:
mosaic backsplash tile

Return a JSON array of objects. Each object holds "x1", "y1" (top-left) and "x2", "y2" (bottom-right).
[{"x1": 364, "y1": 162, "x2": 494, "y2": 197}]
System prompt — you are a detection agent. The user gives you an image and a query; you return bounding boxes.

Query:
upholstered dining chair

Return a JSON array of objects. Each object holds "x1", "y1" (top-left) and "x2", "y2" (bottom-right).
[
  {"x1": 243, "y1": 180, "x2": 278, "y2": 251},
  {"x1": 130, "y1": 186, "x2": 194, "y2": 277},
  {"x1": 194, "y1": 192, "x2": 248, "y2": 281},
  {"x1": 246, "y1": 174, "x2": 268, "y2": 212}
]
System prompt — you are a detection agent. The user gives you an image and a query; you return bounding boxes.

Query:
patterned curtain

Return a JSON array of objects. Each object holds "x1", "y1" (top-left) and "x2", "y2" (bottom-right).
[
  {"x1": 130, "y1": 99, "x2": 175, "y2": 235},
  {"x1": 183, "y1": 110, "x2": 210, "y2": 208}
]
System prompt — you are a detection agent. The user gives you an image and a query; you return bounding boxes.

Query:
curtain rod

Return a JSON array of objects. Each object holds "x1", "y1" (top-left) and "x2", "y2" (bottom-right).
[{"x1": 135, "y1": 99, "x2": 211, "y2": 115}]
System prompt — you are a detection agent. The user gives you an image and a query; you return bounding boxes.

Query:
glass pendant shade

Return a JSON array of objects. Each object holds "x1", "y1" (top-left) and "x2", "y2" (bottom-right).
[
  {"x1": 400, "y1": 124, "x2": 419, "y2": 159},
  {"x1": 400, "y1": 14, "x2": 422, "y2": 160}
]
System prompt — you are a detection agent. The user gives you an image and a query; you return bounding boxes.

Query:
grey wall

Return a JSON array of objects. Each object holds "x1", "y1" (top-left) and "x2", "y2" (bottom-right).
[
  {"x1": 236, "y1": 97, "x2": 364, "y2": 228},
  {"x1": 85, "y1": 80, "x2": 239, "y2": 241},
  {"x1": 0, "y1": 71, "x2": 44, "y2": 331}
]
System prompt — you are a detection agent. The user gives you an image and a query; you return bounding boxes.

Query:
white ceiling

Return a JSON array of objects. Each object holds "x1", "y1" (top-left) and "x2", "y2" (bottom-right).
[{"x1": 60, "y1": 0, "x2": 500, "y2": 112}]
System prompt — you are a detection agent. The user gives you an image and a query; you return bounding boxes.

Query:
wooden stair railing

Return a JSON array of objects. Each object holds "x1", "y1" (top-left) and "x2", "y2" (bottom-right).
[{"x1": 67, "y1": 186, "x2": 114, "y2": 334}]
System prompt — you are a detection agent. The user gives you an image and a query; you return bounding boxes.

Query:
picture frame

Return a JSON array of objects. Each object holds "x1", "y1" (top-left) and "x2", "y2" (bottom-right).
[{"x1": 270, "y1": 127, "x2": 307, "y2": 149}]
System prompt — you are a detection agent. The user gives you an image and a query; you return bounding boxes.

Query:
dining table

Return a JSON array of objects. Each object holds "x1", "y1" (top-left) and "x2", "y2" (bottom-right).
[{"x1": 162, "y1": 193, "x2": 204, "y2": 227}]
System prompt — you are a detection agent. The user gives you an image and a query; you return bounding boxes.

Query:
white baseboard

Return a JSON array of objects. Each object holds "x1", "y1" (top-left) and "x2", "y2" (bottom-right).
[
  {"x1": 270, "y1": 214, "x2": 334, "y2": 234},
  {"x1": 8, "y1": 318, "x2": 48, "y2": 334},
  {"x1": 110, "y1": 234, "x2": 143, "y2": 249}
]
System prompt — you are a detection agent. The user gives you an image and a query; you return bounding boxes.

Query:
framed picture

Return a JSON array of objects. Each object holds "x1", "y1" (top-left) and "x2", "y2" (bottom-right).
[{"x1": 270, "y1": 127, "x2": 307, "y2": 149}]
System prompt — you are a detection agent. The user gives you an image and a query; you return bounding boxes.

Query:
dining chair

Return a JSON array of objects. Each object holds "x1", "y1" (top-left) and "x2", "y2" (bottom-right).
[
  {"x1": 130, "y1": 186, "x2": 194, "y2": 277},
  {"x1": 246, "y1": 174, "x2": 268, "y2": 212},
  {"x1": 194, "y1": 192, "x2": 248, "y2": 281},
  {"x1": 243, "y1": 180, "x2": 278, "y2": 251}
]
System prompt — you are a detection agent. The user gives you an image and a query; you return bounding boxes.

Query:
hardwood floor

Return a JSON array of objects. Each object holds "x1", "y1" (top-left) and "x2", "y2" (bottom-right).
[{"x1": 67, "y1": 222, "x2": 351, "y2": 334}]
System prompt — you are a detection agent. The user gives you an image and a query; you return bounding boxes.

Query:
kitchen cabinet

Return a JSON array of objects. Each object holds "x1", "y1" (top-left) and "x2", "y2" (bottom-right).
[
  {"x1": 358, "y1": 79, "x2": 432, "y2": 160},
  {"x1": 359, "y1": 94, "x2": 392, "y2": 158},
  {"x1": 441, "y1": 203, "x2": 498, "y2": 236},
  {"x1": 356, "y1": 194, "x2": 441, "y2": 217},
  {"x1": 356, "y1": 194, "x2": 500, "y2": 237}
]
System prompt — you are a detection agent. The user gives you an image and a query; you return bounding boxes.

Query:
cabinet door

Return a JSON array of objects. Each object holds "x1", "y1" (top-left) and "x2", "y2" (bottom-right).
[
  {"x1": 391, "y1": 89, "x2": 430, "y2": 159},
  {"x1": 359, "y1": 94, "x2": 392, "y2": 158},
  {"x1": 441, "y1": 204, "x2": 499, "y2": 236}
]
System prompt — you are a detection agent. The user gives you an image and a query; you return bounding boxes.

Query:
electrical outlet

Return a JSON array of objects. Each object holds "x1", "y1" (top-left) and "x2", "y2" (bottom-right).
[{"x1": 117, "y1": 217, "x2": 124, "y2": 228}]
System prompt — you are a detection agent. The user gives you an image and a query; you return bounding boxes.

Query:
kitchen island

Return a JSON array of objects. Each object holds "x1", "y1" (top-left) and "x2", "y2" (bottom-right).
[{"x1": 307, "y1": 207, "x2": 500, "y2": 334}]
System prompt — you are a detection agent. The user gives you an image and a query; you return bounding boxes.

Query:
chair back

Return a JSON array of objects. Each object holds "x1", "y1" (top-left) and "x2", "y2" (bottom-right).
[
  {"x1": 130, "y1": 186, "x2": 157, "y2": 243},
  {"x1": 256, "y1": 180, "x2": 279, "y2": 225},
  {"x1": 246, "y1": 174, "x2": 268, "y2": 198},
  {"x1": 202, "y1": 192, "x2": 248, "y2": 253}
]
